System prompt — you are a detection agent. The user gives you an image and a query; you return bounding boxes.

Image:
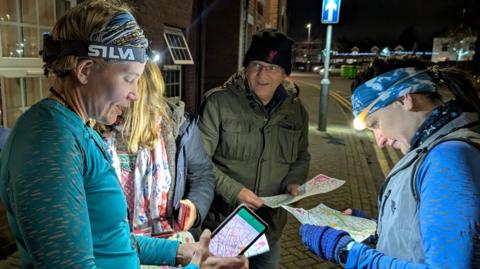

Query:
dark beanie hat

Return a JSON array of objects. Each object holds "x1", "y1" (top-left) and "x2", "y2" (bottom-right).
[{"x1": 243, "y1": 29, "x2": 294, "y2": 75}]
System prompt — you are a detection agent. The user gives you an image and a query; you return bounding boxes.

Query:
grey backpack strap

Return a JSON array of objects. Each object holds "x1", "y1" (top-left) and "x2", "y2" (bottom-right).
[{"x1": 410, "y1": 119, "x2": 480, "y2": 202}]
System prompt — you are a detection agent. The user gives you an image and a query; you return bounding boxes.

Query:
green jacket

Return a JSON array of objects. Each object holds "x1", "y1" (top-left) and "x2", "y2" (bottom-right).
[{"x1": 198, "y1": 71, "x2": 310, "y2": 243}]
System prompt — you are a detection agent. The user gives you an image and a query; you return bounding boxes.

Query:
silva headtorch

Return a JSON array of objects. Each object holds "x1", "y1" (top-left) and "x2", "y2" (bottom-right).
[{"x1": 41, "y1": 33, "x2": 151, "y2": 63}]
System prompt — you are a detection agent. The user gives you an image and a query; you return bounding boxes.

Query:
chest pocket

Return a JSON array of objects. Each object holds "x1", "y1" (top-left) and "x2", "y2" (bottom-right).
[
  {"x1": 276, "y1": 121, "x2": 302, "y2": 163},
  {"x1": 218, "y1": 119, "x2": 258, "y2": 161}
]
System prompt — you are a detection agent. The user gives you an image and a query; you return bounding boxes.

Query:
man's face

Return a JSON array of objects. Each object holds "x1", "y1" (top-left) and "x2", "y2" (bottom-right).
[{"x1": 246, "y1": 61, "x2": 287, "y2": 103}]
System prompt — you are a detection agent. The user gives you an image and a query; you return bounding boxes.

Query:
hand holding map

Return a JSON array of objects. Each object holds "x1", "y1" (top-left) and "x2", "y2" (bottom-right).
[
  {"x1": 283, "y1": 203, "x2": 376, "y2": 242},
  {"x1": 261, "y1": 174, "x2": 345, "y2": 208}
]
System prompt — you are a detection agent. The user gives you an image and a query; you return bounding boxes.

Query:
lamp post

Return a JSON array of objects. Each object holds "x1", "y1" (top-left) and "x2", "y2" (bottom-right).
[
  {"x1": 306, "y1": 23, "x2": 312, "y2": 43},
  {"x1": 306, "y1": 23, "x2": 312, "y2": 72}
]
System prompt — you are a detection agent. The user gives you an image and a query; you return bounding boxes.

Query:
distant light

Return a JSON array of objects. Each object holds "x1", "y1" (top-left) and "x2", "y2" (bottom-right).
[
  {"x1": 380, "y1": 47, "x2": 391, "y2": 57},
  {"x1": 150, "y1": 50, "x2": 161, "y2": 63},
  {"x1": 306, "y1": 23, "x2": 312, "y2": 29}
]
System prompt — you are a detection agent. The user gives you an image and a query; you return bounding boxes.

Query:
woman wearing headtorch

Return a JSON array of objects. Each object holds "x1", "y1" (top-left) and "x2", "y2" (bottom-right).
[
  {"x1": 0, "y1": 1, "x2": 247, "y2": 269},
  {"x1": 299, "y1": 64, "x2": 480, "y2": 268}
]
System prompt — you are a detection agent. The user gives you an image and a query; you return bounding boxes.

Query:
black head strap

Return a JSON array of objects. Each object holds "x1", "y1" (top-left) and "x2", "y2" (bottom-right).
[{"x1": 40, "y1": 33, "x2": 150, "y2": 63}]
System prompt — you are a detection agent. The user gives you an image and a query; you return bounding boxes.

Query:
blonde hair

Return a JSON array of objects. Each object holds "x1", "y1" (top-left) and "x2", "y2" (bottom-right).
[{"x1": 122, "y1": 61, "x2": 172, "y2": 153}]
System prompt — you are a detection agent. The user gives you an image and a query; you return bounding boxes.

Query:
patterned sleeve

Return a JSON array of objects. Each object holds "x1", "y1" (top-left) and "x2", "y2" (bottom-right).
[{"x1": 8, "y1": 123, "x2": 97, "y2": 268}]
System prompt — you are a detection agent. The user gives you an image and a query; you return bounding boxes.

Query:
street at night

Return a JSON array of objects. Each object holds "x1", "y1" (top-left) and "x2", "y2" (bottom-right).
[{"x1": 0, "y1": 0, "x2": 479, "y2": 268}]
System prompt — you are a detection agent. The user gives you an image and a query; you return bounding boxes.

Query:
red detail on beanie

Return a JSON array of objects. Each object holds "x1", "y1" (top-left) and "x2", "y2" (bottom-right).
[{"x1": 267, "y1": 50, "x2": 278, "y2": 62}]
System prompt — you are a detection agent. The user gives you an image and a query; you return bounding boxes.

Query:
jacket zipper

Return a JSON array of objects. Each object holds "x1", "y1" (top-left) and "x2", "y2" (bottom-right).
[
  {"x1": 254, "y1": 115, "x2": 269, "y2": 193},
  {"x1": 377, "y1": 189, "x2": 392, "y2": 235}
]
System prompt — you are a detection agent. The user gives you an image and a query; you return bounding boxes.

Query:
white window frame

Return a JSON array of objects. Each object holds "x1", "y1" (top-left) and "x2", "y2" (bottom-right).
[
  {"x1": 0, "y1": 0, "x2": 77, "y2": 70},
  {"x1": 163, "y1": 26, "x2": 194, "y2": 65},
  {"x1": 163, "y1": 65, "x2": 182, "y2": 101},
  {"x1": 0, "y1": 76, "x2": 51, "y2": 127},
  {"x1": 0, "y1": 0, "x2": 76, "y2": 126}
]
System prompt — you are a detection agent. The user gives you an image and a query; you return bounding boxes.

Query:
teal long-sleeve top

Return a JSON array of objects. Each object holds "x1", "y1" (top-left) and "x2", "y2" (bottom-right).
[{"x1": 0, "y1": 99, "x2": 197, "y2": 269}]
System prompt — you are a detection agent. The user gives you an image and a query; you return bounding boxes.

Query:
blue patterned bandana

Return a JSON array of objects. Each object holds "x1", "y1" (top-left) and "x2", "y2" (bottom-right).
[
  {"x1": 91, "y1": 12, "x2": 148, "y2": 49},
  {"x1": 351, "y1": 68, "x2": 437, "y2": 129}
]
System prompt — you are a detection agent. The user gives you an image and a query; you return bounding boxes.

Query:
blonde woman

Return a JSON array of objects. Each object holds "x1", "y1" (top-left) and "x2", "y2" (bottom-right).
[{"x1": 102, "y1": 62, "x2": 215, "y2": 245}]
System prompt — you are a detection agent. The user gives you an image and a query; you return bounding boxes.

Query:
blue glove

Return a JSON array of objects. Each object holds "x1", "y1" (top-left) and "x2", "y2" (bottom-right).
[
  {"x1": 299, "y1": 224, "x2": 353, "y2": 263},
  {"x1": 351, "y1": 208, "x2": 370, "y2": 219}
]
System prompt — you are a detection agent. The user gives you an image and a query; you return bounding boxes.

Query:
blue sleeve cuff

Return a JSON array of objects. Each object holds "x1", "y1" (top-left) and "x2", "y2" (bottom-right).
[
  {"x1": 135, "y1": 235, "x2": 180, "y2": 266},
  {"x1": 183, "y1": 263, "x2": 200, "y2": 269}
]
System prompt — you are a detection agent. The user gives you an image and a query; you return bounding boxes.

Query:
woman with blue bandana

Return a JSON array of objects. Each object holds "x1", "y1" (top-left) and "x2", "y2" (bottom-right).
[
  {"x1": 0, "y1": 1, "x2": 247, "y2": 269},
  {"x1": 299, "y1": 64, "x2": 480, "y2": 268}
]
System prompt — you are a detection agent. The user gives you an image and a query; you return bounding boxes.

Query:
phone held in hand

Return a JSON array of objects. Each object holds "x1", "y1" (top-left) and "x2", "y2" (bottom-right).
[{"x1": 209, "y1": 204, "x2": 268, "y2": 257}]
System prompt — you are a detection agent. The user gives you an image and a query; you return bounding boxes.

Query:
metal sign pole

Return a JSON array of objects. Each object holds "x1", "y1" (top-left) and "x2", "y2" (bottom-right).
[
  {"x1": 318, "y1": 25, "x2": 332, "y2": 131},
  {"x1": 318, "y1": 0, "x2": 340, "y2": 131}
]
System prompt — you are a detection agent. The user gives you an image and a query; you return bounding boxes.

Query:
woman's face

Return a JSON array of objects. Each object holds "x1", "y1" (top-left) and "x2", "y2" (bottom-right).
[
  {"x1": 83, "y1": 61, "x2": 146, "y2": 125},
  {"x1": 365, "y1": 102, "x2": 413, "y2": 154}
]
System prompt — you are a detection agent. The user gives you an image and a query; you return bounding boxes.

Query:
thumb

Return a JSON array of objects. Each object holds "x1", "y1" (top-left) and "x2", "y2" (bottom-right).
[
  {"x1": 288, "y1": 185, "x2": 299, "y2": 196},
  {"x1": 199, "y1": 229, "x2": 211, "y2": 249},
  {"x1": 191, "y1": 229, "x2": 211, "y2": 266}
]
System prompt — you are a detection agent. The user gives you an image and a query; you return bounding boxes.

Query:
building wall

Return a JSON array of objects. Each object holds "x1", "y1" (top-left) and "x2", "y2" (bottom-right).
[
  {"x1": 133, "y1": 0, "x2": 199, "y2": 113},
  {"x1": 432, "y1": 36, "x2": 477, "y2": 63},
  {"x1": 201, "y1": 0, "x2": 242, "y2": 92},
  {"x1": 134, "y1": 0, "x2": 194, "y2": 50}
]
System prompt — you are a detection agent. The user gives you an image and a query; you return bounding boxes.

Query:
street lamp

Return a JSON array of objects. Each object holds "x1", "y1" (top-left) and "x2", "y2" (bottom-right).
[
  {"x1": 306, "y1": 23, "x2": 312, "y2": 72},
  {"x1": 306, "y1": 23, "x2": 312, "y2": 43}
]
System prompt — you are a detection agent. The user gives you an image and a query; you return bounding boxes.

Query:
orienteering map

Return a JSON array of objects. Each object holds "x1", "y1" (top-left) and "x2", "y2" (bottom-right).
[
  {"x1": 244, "y1": 234, "x2": 270, "y2": 258},
  {"x1": 261, "y1": 174, "x2": 345, "y2": 208},
  {"x1": 283, "y1": 203, "x2": 377, "y2": 242}
]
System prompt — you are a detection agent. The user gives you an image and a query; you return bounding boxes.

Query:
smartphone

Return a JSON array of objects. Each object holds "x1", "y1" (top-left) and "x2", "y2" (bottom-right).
[{"x1": 209, "y1": 205, "x2": 268, "y2": 257}]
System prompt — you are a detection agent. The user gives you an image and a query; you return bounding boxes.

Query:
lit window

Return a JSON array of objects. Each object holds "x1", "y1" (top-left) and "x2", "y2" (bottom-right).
[
  {"x1": 163, "y1": 65, "x2": 182, "y2": 101},
  {"x1": 0, "y1": 0, "x2": 75, "y2": 126},
  {"x1": 163, "y1": 26, "x2": 194, "y2": 65},
  {"x1": 441, "y1": 43, "x2": 449, "y2": 52},
  {"x1": 1, "y1": 76, "x2": 51, "y2": 127}
]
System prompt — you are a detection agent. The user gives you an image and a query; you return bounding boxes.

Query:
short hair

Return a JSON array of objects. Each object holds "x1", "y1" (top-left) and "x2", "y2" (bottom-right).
[{"x1": 44, "y1": 0, "x2": 147, "y2": 77}]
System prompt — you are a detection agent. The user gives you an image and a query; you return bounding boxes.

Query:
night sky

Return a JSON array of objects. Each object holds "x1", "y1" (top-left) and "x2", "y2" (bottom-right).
[{"x1": 287, "y1": 0, "x2": 480, "y2": 51}]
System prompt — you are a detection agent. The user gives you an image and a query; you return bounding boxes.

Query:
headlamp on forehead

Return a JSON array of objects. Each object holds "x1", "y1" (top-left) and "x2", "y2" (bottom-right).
[
  {"x1": 40, "y1": 33, "x2": 151, "y2": 63},
  {"x1": 352, "y1": 98, "x2": 378, "y2": 131},
  {"x1": 353, "y1": 108, "x2": 369, "y2": 130}
]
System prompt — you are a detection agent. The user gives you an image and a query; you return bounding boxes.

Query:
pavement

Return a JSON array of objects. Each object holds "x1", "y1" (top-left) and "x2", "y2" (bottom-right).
[{"x1": 277, "y1": 72, "x2": 402, "y2": 269}]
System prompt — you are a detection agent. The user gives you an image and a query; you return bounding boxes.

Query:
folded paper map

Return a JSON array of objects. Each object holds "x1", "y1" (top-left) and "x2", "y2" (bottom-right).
[
  {"x1": 244, "y1": 234, "x2": 270, "y2": 258},
  {"x1": 283, "y1": 203, "x2": 377, "y2": 242},
  {"x1": 261, "y1": 174, "x2": 345, "y2": 208}
]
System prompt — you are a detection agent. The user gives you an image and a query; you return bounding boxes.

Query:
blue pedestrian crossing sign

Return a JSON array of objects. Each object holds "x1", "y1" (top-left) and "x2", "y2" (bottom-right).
[{"x1": 321, "y1": 0, "x2": 341, "y2": 24}]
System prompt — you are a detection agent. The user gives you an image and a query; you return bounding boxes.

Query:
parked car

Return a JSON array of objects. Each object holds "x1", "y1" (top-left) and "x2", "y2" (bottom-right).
[{"x1": 313, "y1": 65, "x2": 341, "y2": 76}]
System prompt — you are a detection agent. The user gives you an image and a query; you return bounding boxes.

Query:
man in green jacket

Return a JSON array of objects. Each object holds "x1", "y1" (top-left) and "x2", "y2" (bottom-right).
[{"x1": 199, "y1": 29, "x2": 310, "y2": 269}]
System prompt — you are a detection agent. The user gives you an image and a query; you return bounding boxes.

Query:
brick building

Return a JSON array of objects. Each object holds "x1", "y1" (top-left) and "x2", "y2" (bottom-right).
[
  {"x1": 0, "y1": 0, "x2": 287, "y2": 258},
  {"x1": 0, "y1": 0, "x2": 288, "y2": 125}
]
